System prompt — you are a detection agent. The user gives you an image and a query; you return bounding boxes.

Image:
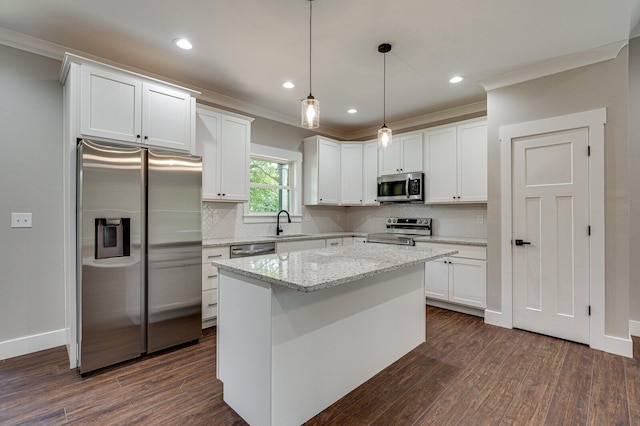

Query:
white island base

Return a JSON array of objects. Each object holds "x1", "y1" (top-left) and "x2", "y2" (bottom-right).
[{"x1": 217, "y1": 264, "x2": 425, "y2": 426}]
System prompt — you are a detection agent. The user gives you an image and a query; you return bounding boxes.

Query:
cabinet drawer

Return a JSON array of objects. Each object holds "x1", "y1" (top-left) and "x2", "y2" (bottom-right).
[
  {"x1": 202, "y1": 262, "x2": 219, "y2": 291},
  {"x1": 326, "y1": 238, "x2": 343, "y2": 247},
  {"x1": 202, "y1": 246, "x2": 229, "y2": 263},
  {"x1": 202, "y1": 288, "x2": 218, "y2": 320},
  {"x1": 416, "y1": 242, "x2": 486, "y2": 260}
]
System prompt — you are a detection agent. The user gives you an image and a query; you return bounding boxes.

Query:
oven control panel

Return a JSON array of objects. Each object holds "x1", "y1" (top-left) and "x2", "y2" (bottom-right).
[{"x1": 385, "y1": 217, "x2": 432, "y2": 234}]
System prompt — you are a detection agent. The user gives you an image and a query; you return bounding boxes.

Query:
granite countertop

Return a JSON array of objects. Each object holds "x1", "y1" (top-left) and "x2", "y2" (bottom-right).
[
  {"x1": 203, "y1": 232, "x2": 368, "y2": 248},
  {"x1": 212, "y1": 244, "x2": 457, "y2": 293}
]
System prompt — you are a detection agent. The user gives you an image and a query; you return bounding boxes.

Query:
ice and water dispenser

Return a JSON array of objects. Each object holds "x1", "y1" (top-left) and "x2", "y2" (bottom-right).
[{"x1": 95, "y1": 218, "x2": 130, "y2": 259}]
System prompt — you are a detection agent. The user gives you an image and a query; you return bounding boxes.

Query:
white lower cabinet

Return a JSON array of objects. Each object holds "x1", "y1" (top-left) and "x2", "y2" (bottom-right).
[
  {"x1": 415, "y1": 242, "x2": 486, "y2": 310},
  {"x1": 202, "y1": 246, "x2": 230, "y2": 327},
  {"x1": 353, "y1": 237, "x2": 367, "y2": 244},
  {"x1": 325, "y1": 238, "x2": 343, "y2": 247}
]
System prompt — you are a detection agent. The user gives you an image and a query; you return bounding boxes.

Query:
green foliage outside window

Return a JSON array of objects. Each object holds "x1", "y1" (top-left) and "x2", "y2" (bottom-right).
[{"x1": 249, "y1": 158, "x2": 291, "y2": 213}]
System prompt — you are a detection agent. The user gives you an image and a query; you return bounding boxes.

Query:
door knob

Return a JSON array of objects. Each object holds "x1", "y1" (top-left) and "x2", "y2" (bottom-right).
[{"x1": 514, "y1": 239, "x2": 531, "y2": 246}]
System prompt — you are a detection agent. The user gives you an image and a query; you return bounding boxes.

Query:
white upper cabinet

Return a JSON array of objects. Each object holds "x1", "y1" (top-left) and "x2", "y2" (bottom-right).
[
  {"x1": 80, "y1": 65, "x2": 142, "y2": 143},
  {"x1": 379, "y1": 132, "x2": 423, "y2": 175},
  {"x1": 340, "y1": 143, "x2": 364, "y2": 205},
  {"x1": 303, "y1": 136, "x2": 340, "y2": 205},
  {"x1": 142, "y1": 82, "x2": 193, "y2": 151},
  {"x1": 67, "y1": 55, "x2": 198, "y2": 152},
  {"x1": 196, "y1": 105, "x2": 253, "y2": 202},
  {"x1": 424, "y1": 118, "x2": 487, "y2": 203},
  {"x1": 362, "y1": 141, "x2": 379, "y2": 205}
]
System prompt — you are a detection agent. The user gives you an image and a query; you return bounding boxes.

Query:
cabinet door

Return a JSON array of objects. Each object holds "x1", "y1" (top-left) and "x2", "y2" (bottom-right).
[
  {"x1": 219, "y1": 115, "x2": 251, "y2": 201},
  {"x1": 340, "y1": 144, "x2": 363, "y2": 205},
  {"x1": 457, "y1": 121, "x2": 487, "y2": 202},
  {"x1": 196, "y1": 109, "x2": 221, "y2": 200},
  {"x1": 80, "y1": 65, "x2": 142, "y2": 142},
  {"x1": 424, "y1": 127, "x2": 457, "y2": 203},
  {"x1": 401, "y1": 133, "x2": 423, "y2": 173},
  {"x1": 379, "y1": 139, "x2": 402, "y2": 175},
  {"x1": 363, "y1": 141, "x2": 379, "y2": 205},
  {"x1": 424, "y1": 258, "x2": 449, "y2": 300},
  {"x1": 143, "y1": 83, "x2": 192, "y2": 151},
  {"x1": 317, "y1": 139, "x2": 340, "y2": 204},
  {"x1": 449, "y1": 257, "x2": 486, "y2": 308},
  {"x1": 325, "y1": 238, "x2": 343, "y2": 247}
]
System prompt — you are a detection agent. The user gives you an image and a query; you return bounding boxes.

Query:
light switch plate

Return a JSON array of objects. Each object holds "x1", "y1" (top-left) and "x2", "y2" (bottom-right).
[{"x1": 11, "y1": 212, "x2": 32, "y2": 228}]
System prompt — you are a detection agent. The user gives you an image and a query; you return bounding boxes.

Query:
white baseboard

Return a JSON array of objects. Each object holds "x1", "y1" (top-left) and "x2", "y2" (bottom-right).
[
  {"x1": 597, "y1": 334, "x2": 633, "y2": 358},
  {"x1": 0, "y1": 329, "x2": 67, "y2": 361},
  {"x1": 483, "y1": 309, "x2": 512, "y2": 328},
  {"x1": 630, "y1": 320, "x2": 640, "y2": 337},
  {"x1": 426, "y1": 300, "x2": 484, "y2": 317}
]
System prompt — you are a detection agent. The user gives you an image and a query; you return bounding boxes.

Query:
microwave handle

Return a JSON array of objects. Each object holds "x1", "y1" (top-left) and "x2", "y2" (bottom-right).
[{"x1": 405, "y1": 177, "x2": 410, "y2": 199}]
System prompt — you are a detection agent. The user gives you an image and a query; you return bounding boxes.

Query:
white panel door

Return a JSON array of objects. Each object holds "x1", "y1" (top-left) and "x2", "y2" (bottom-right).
[{"x1": 512, "y1": 128, "x2": 590, "y2": 344}]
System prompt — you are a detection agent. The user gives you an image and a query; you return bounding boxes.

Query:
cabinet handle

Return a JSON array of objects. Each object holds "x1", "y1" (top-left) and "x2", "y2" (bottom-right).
[
  {"x1": 136, "y1": 134, "x2": 141, "y2": 139},
  {"x1": 457, "y1": 196, "x2": 461, "y2": 199},
  {"x1": 330, "y1": 242, "x2": 339, "y2": 246},
  {"x1": 207, "y1": 274, "x2": 218, "y2": 279},
  {"x1": 208, "y1": 254, "x2": 222, "y2": 258},
  {"x1": 144, "y1": 136, "x2": 148, "y2": 140},
  {"x1": 207, "y1": 303, "x2": 217, "y2": 307},
  {"x1": 217, "y1": 193, "x2": 221, "y2": 196},
  {"x1": 222, "y1": 193, "x2": 226, "y2": 196}
]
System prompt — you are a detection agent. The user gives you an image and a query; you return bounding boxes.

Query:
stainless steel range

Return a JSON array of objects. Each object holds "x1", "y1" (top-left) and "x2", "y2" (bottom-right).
[{"x1": 366, "y1": 217, "x2": 432, "y2": 246}]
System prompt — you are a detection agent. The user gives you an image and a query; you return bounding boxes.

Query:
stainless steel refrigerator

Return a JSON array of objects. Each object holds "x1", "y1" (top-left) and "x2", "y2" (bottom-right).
[{"x1": 77, "y1": 139, "x2": 202, "y2": 374}]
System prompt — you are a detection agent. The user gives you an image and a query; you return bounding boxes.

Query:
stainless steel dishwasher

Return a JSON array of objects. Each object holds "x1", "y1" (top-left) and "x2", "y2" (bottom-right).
[{"x1": 230, "y1": 242, "x2": 276, "y2": 258}]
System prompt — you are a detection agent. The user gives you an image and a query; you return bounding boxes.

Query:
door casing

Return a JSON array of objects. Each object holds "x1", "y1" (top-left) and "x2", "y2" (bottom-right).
[{"x1": 492, "y1": 108, "x2": 630, "y2": 357}]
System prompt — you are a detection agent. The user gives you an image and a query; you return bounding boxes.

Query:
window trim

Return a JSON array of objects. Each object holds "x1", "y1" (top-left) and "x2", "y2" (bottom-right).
[{"x1": 243, "y1": 144, "x2": 302, "y2": 223}]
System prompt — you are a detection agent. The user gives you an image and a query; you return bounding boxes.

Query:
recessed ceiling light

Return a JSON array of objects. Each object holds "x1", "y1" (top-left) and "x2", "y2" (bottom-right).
[
  {"x1": 282, "y1": 81, "x2": 295, "y2": 89},
  {"x1": 174, "y1": 38, "x2": 193, "y2": 50},
  {"x1": 347, "y1": 108, "x2": 358, "y2": 114},
  {"x1": 449, "y1": 75, "x2": 464, "y2": 84}
]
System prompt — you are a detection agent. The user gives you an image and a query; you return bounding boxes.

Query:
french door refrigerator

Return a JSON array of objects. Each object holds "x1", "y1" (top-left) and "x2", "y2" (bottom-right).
[{"x1": 77, "y1": 139, "x2": 202, "y2": 374}]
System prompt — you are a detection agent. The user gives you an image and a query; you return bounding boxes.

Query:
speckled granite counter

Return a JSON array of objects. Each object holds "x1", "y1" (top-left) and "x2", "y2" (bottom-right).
[{"x1": 213, "y1": 243, "x2": 456, "y2": 293}]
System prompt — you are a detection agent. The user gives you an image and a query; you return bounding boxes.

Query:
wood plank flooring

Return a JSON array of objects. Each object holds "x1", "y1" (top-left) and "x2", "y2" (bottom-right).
[{"x1": 1, "y1": 307, "x2": 639, "y2": 425}]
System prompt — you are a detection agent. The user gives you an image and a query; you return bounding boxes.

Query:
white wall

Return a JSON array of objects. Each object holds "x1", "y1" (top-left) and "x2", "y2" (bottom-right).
[
  {"x1": 486, "y1": 47, "x2": 630, "y2": 339},
  {"x1": 629, "y1": 38, "x2": 640, "y2": 331},
  {"x1": 0, "y1": 45, "x2": 66, "y2": 358}
]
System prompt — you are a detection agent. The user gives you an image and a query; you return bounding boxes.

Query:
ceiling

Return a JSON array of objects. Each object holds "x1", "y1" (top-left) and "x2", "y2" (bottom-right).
[{"x1": 0, "y1": 0, "x2": 639, "y2": 139}]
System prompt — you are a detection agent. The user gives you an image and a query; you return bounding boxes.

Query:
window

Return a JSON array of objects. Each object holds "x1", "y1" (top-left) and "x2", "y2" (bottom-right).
[
  {"x1": 249, "y1": 157, "x2": 292, "y2": 213},
  {"x1": 244, "y1": 144, "x2": 302, "y2": 223}
]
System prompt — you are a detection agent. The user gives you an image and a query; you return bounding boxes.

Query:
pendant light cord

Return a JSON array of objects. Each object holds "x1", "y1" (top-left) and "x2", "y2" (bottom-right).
[
  {"x1": 309, "y1": 0, "x2": 313, "y2": 97},
  {"x1": 383, "y1": 50, "x2": 386, "y2": 126}
]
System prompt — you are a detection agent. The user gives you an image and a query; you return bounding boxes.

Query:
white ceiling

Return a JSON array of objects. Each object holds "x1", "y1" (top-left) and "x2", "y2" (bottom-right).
[{"x1": 0, "y1": 0, "x2": 638, "y2": 139}]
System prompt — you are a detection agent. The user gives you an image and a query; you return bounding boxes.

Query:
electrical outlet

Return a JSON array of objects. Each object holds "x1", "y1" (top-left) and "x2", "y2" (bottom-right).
[
  {"x1": 476, "y1": 215, "x2": 484, "y2": 224},
  {"x1": 11, "y1": 212, "x2": 32, "y2": 228}
]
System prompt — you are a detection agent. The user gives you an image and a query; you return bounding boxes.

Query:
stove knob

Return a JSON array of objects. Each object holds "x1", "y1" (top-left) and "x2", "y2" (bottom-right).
[
  {"x1": 417, "y1": 219, "x2": 423, "y2": 224},
  {"x1": 392, "y1": 218, "x2": 397, "y2": 223},
  {"x1": 386, "y1": 218, "x2": 392, "y2": 224}
]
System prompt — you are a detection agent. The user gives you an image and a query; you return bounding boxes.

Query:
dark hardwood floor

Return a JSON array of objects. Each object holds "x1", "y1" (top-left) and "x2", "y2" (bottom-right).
[{"x1": 2, "y1": 307, "x2": 639, "y2": 425}]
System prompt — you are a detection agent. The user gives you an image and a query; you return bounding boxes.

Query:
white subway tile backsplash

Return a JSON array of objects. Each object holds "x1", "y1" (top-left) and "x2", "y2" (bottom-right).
[{"x1": 202, "y1": 202, "x2": 487, "y2": 240}]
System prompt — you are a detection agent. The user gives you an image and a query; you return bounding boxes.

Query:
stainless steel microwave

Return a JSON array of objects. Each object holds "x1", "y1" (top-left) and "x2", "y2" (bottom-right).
[{"x1": 377, "y1": 172, "x2": 423, "y2": 202}]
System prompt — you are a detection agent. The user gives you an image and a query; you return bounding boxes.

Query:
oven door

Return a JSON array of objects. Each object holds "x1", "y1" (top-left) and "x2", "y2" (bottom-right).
[{"x1": 377, "y1": 173, "x2": 423, "y2": 202}]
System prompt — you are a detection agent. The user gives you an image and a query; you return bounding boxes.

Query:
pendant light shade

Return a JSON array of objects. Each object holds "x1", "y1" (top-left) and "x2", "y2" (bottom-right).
[
  {"x1": 301, "y1": 0, "x2": 319, "y2": 129},
  {"x1": 377, "y1": 43, "x2": 392, "y2": 150}
]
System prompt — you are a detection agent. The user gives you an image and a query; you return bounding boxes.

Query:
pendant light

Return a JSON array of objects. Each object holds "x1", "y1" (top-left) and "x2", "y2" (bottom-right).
[
  {"x1": 377, "y1": 43, "x2": 392, "y2": 150},
  {"x1": 301, "y1": 0, "x2": 319, "y2": 129}
]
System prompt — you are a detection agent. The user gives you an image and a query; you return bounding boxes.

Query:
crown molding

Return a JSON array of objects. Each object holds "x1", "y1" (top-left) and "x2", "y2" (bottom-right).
[
  {"x1": 345, "y1": 100, "x2": 487, "y2": 141},
  {"x1": 479, "y1": 40, "x2": 628, "y2": 92}
]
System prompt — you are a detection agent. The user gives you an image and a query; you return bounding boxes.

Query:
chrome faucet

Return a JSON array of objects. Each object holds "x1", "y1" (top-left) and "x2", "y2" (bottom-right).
[{"x1": 276, "y1": 210, "x2": 291, "y2": 236}]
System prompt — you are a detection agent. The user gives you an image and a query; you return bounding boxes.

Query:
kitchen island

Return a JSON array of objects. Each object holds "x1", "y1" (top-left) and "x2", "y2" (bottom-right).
[{"x1": 212, "y1": 244, "x2": 456, "y2": 426}]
